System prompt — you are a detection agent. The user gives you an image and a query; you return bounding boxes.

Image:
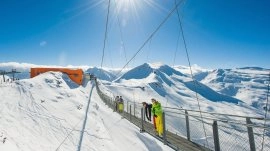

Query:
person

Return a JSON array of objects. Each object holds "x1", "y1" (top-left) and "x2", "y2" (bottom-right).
[
  {"x1": 151, "y1": 98, "x2": 163, "y2": 137},
  {"x1": 142, "y1": 102, "x2": 152, "y2": 121},
  {"x1": 114, "y1": 96, "x2": 120, "y2": 112},
  {"x1": 118, "y1": 96, "x2": 124, "y2": 113}
]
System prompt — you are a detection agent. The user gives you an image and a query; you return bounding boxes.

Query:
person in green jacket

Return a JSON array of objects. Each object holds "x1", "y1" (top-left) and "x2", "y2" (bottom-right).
[{"x1": 151, "y1": 98, "x2": 163, "y2": 137}]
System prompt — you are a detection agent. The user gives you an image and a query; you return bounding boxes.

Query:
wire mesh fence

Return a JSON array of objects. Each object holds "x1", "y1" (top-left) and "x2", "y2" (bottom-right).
[
  {"x1": 165, "y1": 111, "x2": 188, "y2": 138},
  {"x1": 189, "y1": 118, "x2": 214, "y2": 149},
  {"x1": 251, "y1": 118, "x2": 270, "y2": 151},
  {"x1": 218, "y1": 122, "x2": 250, "y2": 151},
  {"x1": 126, "y1": 100, "x2": 142, "y2": 118}
]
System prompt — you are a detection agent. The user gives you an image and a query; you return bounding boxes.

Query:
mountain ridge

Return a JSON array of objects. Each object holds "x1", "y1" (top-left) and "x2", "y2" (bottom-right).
[{"x1": 1, "y1": 62, "x2": 268, "y2": 112}]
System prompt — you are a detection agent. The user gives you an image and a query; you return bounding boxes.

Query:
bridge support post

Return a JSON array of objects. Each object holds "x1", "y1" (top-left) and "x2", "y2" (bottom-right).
[
  {"x1": 143, "y1": 107, "x2": 146, "y2": 121},
  {"x1": 162, "y1": 112, "x2": 167, "y2": 145},
  {"x1": 213, "y1": 121, "x2": 220, "y2": 151},
  {"x1": 129, "y1": 105, "x2": 132, "y2": 121},
  {"x1": 185, "y1": 110, "x2": 191, "y2": 141},
  {"x1": 12, "y1": 69, "x2": 16, "y2": 81},
  {"x1": 134, "y1": 102, "x2": 136, "y2": 117},
  {"x1": 3, "y1": 74, "x2": 5, "y2": 82},
  {"x1": 246, "y1": 117, "x2": 256, "y2": 151},
  {"x1": 126, "y1": 101, "x2": 128, "y2": 113},
  {"x1": 111, "y1": 98, "x2": 113, "y2": 108},
  {"x1": 108, "y1": 97, "x2": 110, "y2": 107},
  {"x1": 111, "y1": 98, "x2": 113, "y2": 109},
  {"x1": 113, "y1": 101, "x2": 116, "y2": 112},
  {"x1": 108, "y1": 97, "x2": 111, "y2": 107},
  {"x1": 140, "y1": 108, "x2": 145, "y2": 132}
]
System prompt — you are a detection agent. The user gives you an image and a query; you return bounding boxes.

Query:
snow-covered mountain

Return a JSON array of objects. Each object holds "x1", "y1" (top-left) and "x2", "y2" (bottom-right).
[
  {"x1": 119, "y1": 63, "x2": 241, "y2": 104},
  {"x1": 0, "y1": 71, "x2": 172, "y2": 151},
  {"x1": 1, "y1": 62, "x2": 268, "y2": 112},
  {"x1": 118, "y1": 63, "x2": 186, "y2": 81},
  {"x1": 102, "y1": 63, "x2": 262, "y2": 117},
  {"x1": 198, "y1": 67, "x2": 270, "y2": 110},
  {"x1": 96, "y1": 63, "x2": 268, "y2": 151},
  {"x1": 86, "y1": 67, "x2": 116, "y2": 82},
  {"x1": 1, "y1": 62, "x2": 269, "y2": 150}
]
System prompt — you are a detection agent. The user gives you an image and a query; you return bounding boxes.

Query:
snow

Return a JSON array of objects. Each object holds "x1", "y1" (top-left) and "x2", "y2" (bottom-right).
[
  {"x1": 86, "y1": 67, "x2": 116, "y2": 82},
  {"x1": 108, "y1": 63, "x2": 256, "y2": 112},
  {"x1": 0, "y1": 62, "x2": 269, "y2": 150},
  {"x1": 0, "y1": 71, "x2": 173, "y2": 151},
  {"x1": 173, "y1": 64, "x2": 211, "y2": 75},
  {"x1": 199, "y1": 67, "x2": 270, "y2": 110}
]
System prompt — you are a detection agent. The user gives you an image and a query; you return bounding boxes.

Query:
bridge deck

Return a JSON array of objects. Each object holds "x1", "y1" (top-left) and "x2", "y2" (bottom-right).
[{"x1": 120, "y1": 111, "x2": 210, "y2": 151}]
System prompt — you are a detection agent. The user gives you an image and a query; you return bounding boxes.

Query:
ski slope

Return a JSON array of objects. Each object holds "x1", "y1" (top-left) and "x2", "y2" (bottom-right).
[{"x1": 0, "y1": 72, "x2": 172, "y2": 151}]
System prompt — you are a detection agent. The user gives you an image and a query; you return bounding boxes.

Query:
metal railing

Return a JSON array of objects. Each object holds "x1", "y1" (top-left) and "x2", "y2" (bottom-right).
[{"x1": 95, "y1": 79, "x2": 270, "y2": 151}]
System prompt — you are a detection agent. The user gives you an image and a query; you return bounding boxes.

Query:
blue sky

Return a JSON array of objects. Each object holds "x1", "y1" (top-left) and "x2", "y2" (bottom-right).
[{"x1": 0, "y1": 0, "x2": 269, "y2": 69}]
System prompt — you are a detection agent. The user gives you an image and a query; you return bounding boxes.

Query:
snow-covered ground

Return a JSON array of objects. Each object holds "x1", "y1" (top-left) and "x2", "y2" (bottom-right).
[{"x1": 0, "y1": 71, "x2": 173, "y2": 151}]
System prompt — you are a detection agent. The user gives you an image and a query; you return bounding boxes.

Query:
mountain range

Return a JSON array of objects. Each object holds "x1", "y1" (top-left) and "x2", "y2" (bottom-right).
[{"x1": 1, "y1": 62, "x2": 269, "y2": 113}]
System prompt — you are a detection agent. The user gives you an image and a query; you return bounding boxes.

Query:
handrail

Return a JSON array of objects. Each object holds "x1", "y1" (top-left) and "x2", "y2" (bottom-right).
[
  {"x1": 164, "y1": 106, "x2": 267, "y2": 120},
  {"x1": 96, "y1": 78, "x2": 270, "y2": 129},
  {"x1": 165, "y1": 110, "x2": 270, "y2": 130}
]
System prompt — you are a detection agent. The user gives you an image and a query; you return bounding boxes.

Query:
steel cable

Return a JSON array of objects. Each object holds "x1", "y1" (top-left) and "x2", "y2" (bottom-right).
[
  {"x1": 114, "y1": 0, "x2": 185, "y2": 78},
  {"x1": 101, "y1": 0, "x2": 111, "y2": 68},
  {"x1": 174, "y1": 0, "x2": 209, "y2": 147}
]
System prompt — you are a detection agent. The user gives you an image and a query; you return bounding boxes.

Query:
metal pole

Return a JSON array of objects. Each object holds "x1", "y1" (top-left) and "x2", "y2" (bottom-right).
[
  {"x1": 246, "y1": 117, "x2": 256, "y2": 151},
  {"x1": 111, "y1": 98, "x2": 113, "y2": 109},
  {"x1": 213, "y1": 121, "x2": 220, "y2": 151},
  {"x1": 113, "y1": 100, "x2": 116, "y2": 112},
  {"x1": 12, "y1": 69, "x2": 15, "y2": 81},
  {"x1": 126, "y1": 101, "x2": 128, "y2": 113},
  {"x1": 143, "y1": 107, "x2": 146, "y2": 121},
  {"x1": 129, "y1": 105, "x2": 132, "y2": 121},
  {"x1": 110, "y1": 98, "x2": 113, "y2": 108},
  {"x1": 185, "y1": 110, "x2": 191, "y2": 141},
  {"x1": 140, "y1": 108, "x2": 145, "y2": 132},
  {"x1": 3, "y1": 73, "x2": 5, "y2": 82},
  {"x1": 134, "y1": 102, "x2": 136, "y2": 117},
  {"x1": 162, "y1": 112, "x2": 167, "y2": 145}
]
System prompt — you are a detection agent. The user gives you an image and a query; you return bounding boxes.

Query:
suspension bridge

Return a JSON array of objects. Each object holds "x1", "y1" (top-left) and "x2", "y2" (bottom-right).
[{"x1": 95, "y1": 78, "x2": 270, "y2": 151}]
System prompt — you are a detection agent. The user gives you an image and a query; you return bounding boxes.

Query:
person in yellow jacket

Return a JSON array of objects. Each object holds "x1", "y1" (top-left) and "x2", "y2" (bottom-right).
[
  {"x1": 151, "y1": 98, "x2": 163, "y2": 137},
  {"x1": 118, "y1": 96, "x2": 124, "y2": 113}
]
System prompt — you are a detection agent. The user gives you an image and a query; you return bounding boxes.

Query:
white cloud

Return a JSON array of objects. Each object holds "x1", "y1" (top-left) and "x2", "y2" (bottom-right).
[{"x1": 40, "y1": 41, "x2": 47, "y2": 46}]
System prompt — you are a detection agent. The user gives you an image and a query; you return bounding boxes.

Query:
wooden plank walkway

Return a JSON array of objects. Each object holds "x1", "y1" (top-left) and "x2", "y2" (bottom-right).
[{"x1": 119, "y1": 111, "x2": 211, "y2": 151}]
